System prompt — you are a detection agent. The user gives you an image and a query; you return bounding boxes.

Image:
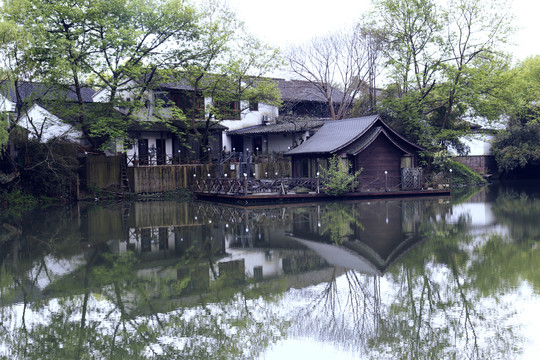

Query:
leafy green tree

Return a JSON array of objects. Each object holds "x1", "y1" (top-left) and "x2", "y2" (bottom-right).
[
  {"x1": 373, "y1": 0, "x2": 512, "y2": 153},
  {"x1": 0, "y1": 0, "x2": 200, "y2": 150},
  {"x1": 169, "y1": 0, "x2": 281, "y2": 160},
  {"x1": 490, "y1": 56, "x2": 540, "y2": 173},
  {"x1": 319, "y1": 154, "x2": 362, "y2": 196}
]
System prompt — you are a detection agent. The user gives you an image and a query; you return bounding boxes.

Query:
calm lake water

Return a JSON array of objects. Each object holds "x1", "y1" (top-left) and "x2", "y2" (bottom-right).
[{"x1": 1, "y1": 182, "x2": 540, "y2": 359}]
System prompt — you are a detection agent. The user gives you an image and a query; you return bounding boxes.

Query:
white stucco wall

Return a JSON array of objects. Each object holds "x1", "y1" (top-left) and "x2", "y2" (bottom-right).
[
  {"x1": 267, "y1": 133, "x2": 295, "y2": 153},
  {"x1": 0, "y1": 95, "x2": 15, "y2": 112},
  {"x1": 218, "y1": 248, "x2": 283, "y2": 280},
  {"x1": 126, "y1": 132, "x2": 174, "y2": 165},
  {"x1": 455, "y1": 133, "x2": 495, "y2": 156},
  {"x1": 221, "y1": 102, "x2": 279, "y2": 150},
  {"x1": 20, "y1": 104, "x2": 83, "y2": 143}
]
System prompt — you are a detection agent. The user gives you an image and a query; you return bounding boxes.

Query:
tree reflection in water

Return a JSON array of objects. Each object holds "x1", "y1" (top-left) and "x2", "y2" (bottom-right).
[
  {"x1": 0, "y1": 230, "x2": 289, "y2": 359},
  {"x1": 284, "y1": 197, "x2": 520, "y2": 359},
  {"x1": 0, "y1": 188, "x2": 534, "y2": 359}
]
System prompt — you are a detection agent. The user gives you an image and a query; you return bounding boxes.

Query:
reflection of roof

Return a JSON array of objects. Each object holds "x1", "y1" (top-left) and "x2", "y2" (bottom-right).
[
  {"x1": 286, "y1": 115, "x2": 380, "y2": 155},
  {"x1": 227, "y1": 119, "x2": 325, "y2": 135},
  {"x1": 291, "y1": 237, "x2": 381, "y2": 276},
  {"x1": 291, "y1": 233, "x2": 424, "y2": 275}
]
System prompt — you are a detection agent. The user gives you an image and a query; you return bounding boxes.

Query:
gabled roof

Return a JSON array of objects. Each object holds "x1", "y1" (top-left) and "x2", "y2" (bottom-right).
[
  {"x1": 286, "y1": 115, "x2": 380, "y2": 155},
  {"x1": 0, "y1": 81, "x2": 96, "y2": 104},
  {"x1": 285, "y1": 115, "x2": 424, "y2": 156},
  {"x1": 153, "y1": 76, "x2": 345, "y2": 104},
  {"x1": 276, "y1": 79, "x2": 344, "y2": 104},
  {"x1": 128, "y1": 120, "x2": 227, "y2": 133},
  {"x1": 226, "y1": 119, "x2": 325, "y2": 135},
  {"x1": 37, "y1": 102, "x2": 123, "y2": 125}
]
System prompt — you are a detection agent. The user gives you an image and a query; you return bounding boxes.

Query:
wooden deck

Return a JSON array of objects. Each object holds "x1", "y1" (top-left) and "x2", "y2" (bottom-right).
[{"x1": 193, "y1": 177, "x2": 451, "y2": 205}]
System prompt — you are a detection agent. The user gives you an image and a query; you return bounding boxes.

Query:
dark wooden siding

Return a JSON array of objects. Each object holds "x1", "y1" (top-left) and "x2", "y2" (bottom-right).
[{"x1": 354, "y1": 135, "x2": 403, "y2": 190}]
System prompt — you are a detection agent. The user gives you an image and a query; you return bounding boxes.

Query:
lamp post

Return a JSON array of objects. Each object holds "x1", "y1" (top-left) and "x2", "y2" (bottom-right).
[
  {"x1": 316, "y1": 171, "x2": 320, "y2": 194},
  {"x1": 449, "y1": 169, "x2": 453, "y2": 190},
  {"x1": 384, "y1": 170, "x2": 388, "y2": 191}
]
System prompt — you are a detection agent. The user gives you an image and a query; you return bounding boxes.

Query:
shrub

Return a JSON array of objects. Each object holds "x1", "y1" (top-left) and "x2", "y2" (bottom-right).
[{"x1": 319, "y1": 155, "x2": 362, "y2": 196}]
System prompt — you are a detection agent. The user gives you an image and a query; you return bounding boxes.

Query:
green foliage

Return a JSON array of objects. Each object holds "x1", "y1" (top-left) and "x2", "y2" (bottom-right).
[
  {"x1": 319, "y1": 202, "x2": 364, "y2": 244},
  {"x1": 0, "y1": 0, "x2": 200, "y2": 149},
  {"x1": 373, "y1": 0, "x2": 512, "y2": 153},
  {"x1": 172, "y1": 1, "x2": 282, "y2": 155},
  {"x1": 0, "y1": 117, "x2": 7, "y2": 148},
  {"x1": 492, "y1": 123, "x2": 540, "y2": 173},
  {"x1": 0, "y1": 187, "x2": 37, "y2": 227},
  {"x1": 0, "y1": 187, "x2": 36, "y2": 210},
  {"x1": 17, "y1": 140, "x2": 79, "y2": 200},
  {"x1": 430, "y1": 153, "x2": 486, "y2": 186},
  {"x1": 319, "y1": 155, "x2": 362, "y2": 196},
  {"x1": 491, "y1": 57, "x2": 540, "y2": 173}
]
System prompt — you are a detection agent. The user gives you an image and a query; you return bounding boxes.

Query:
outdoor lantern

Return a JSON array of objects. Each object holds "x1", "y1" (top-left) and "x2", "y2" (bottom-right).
[
  {"x1": 244, "y1": 173, "x2": 247, "y2": 177},
  {"x1": 224, "y1": 174, "x2": 228, "y2": 178},
  {"x1": 316, "y1": 172, "x2": 320, "y2": 177},
  {"x1": 208, "y1": 173, "x2": 210, "y2": 178},
  {"x1": 193, "y1": 174, "x2": 196, "y2": 178}
]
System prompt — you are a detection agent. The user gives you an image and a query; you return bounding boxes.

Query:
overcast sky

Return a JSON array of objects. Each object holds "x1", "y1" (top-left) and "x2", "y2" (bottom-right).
[{"x1": 228, "y1": 0, "x2": 540, "y2": 62}]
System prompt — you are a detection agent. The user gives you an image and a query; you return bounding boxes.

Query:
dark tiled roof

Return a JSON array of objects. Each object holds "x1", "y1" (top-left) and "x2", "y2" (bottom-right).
[
  {"x1": 156, "y1": 76, "x2": 345, "y2": 104},
  {"x1": 227, "y1": 119, "x2": 325, "y2": 135},
  {"x1": 157, "y1": 77, "x2": 194, "y2": 91},
  {"x1": 37, "y1": 102, "x2": 123, "y2": 125},
  {"x1": 129, "y1": 120, "x2": 227, "y2": 133},
  {"x1": 345, "y1": 126, "x2": 382, "y2": 155},
  {"x1": 286, "y1": 115, "x2": 380, "y2": 155},
  {"x1": 276, "y1": 79, "x2": 344, "y2": 103},
  {"x1": 0, "y1": 81, "x2": 96, "y2": 104}
]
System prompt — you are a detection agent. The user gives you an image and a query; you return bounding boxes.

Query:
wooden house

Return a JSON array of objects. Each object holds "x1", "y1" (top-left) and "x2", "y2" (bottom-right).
[{"x1": 285, "y1": 115, "x2": 424, "y2": 190}]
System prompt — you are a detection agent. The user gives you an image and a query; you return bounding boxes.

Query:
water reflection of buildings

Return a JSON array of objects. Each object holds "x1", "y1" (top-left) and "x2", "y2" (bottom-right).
[
  {"x1": 0, "y1": 197, "x2": 452, "y2": 307},
  {"x1": 105, "y1": 198, "x2": 450, "y2": 287},
  {"x1": 445, "y1": 187, "x2": 507, "y2": 237}
]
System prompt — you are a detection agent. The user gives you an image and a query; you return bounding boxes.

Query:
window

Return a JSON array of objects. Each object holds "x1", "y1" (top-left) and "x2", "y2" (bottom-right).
[
  {"x1": 249, "y1": 100, "x2": 258, "y2": 111},
  {"x1": 170, "y1": 91, "x2": 205, "y2": 118},
  {"x1": 214, "y1": 100, "x2": 241, "y2": 120},
  {"x1": 228, "y1": 101, "x2": 241, "y2": 119}
]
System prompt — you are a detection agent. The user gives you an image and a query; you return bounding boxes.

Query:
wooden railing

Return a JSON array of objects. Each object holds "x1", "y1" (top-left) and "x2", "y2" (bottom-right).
[
  {"x1": 193, "y1": 177, "x2": 320, "y2": 195},
  {"x1": 126, "y1": 153, "x2": 176, "y2": 166},
  {"x1": 193, "y1": 171, "x2": 451, "y2": 196}
]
